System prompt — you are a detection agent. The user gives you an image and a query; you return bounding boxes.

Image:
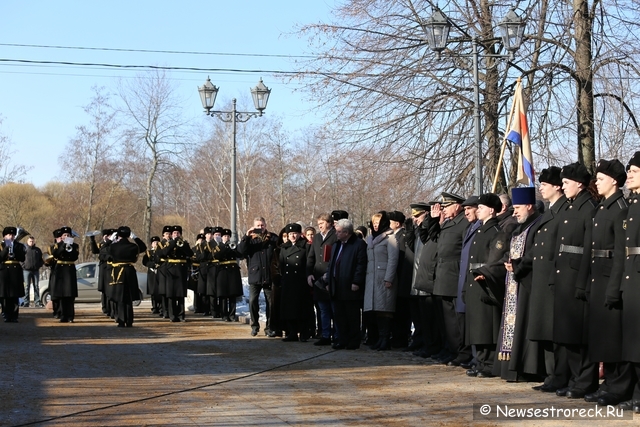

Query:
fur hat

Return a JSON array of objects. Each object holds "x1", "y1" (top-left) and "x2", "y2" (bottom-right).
[
  {"x1": 53, "y1": 229, "x2": 62, "y2": 238},
  {"x1": 331, "y1": 210, "x2": 349, "y2": 221},
  {"x1": 477, "y1": 193, "x2": 502, "y2": 212},
  {"x1": 2, "y1": 226, "x2": 17, "y2": 236},
  {"x1": 172, "y1": 225, "x2": 183, "y2": 234},
  {"x1": 388, "y1": 210, "x2": 406, "y2": 224},
  {"x1": 203, "y1": 226, "x2": 214, "y2": 234},
  {"x1": 538, "y1": 166, "x2": 562, "y2": 186},
  {"x1": 162, "y1": 225, "x2": 172, "y2": 234},
  {"x1": 196, "y1": 233, "x2": 205, "y2": 241},
  {"x1": 627, "y1": 151, "x2": 640, "y2": 171},
  {"x1": 285, "y1": 223, "x2": 302, "y2": 233},
  {"x1": 116, "y1": 226, "x2": 131, "y2": 238},
  {"x1": 596, "y1": 159, "x2": 626, "y2": 187},
  {"x1": 212, "y1": 226, "x2": 224, "y2": 234},
  {"x1": 560, "y1": 162, "x2": 591, "y2": 187},
  {"x1": 60, "y1": 226, "x2": 73, "y2": 236},
  {"x1": 150, "y1": 236, "x2": 161, "y2": 243},
  {"x1": 222, "y1": 228, "x2": 232, "y2": 236}
]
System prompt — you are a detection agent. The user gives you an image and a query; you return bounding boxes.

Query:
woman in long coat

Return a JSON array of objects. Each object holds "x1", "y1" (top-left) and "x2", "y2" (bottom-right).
[
  {"x1": 279, "y1": 223, "x2": 312, "y2": 341},
  {"x1": 363, "y1": 211, "x2": 399, "y2": 351}
]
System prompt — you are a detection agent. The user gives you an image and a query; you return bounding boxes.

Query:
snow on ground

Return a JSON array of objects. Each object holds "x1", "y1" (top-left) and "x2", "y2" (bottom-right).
[{"x1": 186, "y1": 277, "x2": 267, "y2": 323}]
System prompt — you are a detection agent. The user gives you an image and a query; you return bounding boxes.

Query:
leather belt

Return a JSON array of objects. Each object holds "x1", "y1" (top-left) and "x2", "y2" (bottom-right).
[
  {"x1": 168, "y1": 259, "x2": 187, "y2": 263},
  {"x1": 56, "y1": 261, "x2": 76, "y2": 265},
  {"x1": 3, "y1": 260, "x2": 20, "y2": 264},
  {"x1": 219, "y1": 260, "x2": 239, "y2": 266},
  {"x1": 468, "y1": 263, "x2": 486, "y2": 270},
  {"x1": 559, "y1": 244, "x2": 584, "y2": 255},
  {"x1": 625, "y1": 247, "x2": 640, "y2": 256},
  {"x1": 108, "y1": 262, "x2": 134, "y2": 266},
  {"x1": 591, "y1": 249, "x2": 613, "y2": 258}
]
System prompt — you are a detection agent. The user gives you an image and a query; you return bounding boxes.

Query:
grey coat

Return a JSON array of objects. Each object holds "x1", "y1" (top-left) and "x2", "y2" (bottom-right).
[{"x1": 363, "y1": 229, "x2": 399, "y2": 312}]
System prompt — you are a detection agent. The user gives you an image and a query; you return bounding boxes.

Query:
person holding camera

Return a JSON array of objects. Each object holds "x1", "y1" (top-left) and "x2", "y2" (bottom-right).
[{"x1": 237, "y1": 217, "x2": 279, "y2": 337}]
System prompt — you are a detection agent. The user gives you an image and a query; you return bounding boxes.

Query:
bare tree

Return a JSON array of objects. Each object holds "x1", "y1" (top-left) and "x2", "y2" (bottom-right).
[{"x1": 0, "y1": 116, "x2": 32, "y2": 184}]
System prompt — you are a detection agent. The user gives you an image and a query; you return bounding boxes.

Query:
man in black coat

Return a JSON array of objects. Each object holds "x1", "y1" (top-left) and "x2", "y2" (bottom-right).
[
  {"x1": 156, "y1": 225, "x2": 193, "y2": 322},
  {"x1": 552, "y1": 163, "x2": 598, "y2": 399},
  {"x1": 430, "y1": 192, "x2": 471, "y2": 365},
  {"x1": 142, "y1": 236, "x2": 162, "y2": 315},
  {"x1": 237, "y1": 216, "x2": 279, "y2": 337},
  {"x1": 21, "y1": 235, "x2": 44, "y2": 308},
  {"x1": 106, "y1": 226, "x2": 146, "y2": 327},
  {"x1": 618, "y1": 152, "x2": 640, "y2": 413},
  {"x1": 325, "y1": 218, "x2": 367, "y2": 350},
  {"x1": 90, "y1": 229, "x2": 115, "y2": 317},
  {"x1": 0, "y1": 227, "x2": 26, "y2": 322},
  {"x1": 527, "y1": 167, "x2": 568, "y2": 392},
  {"x1": 583, "y1": 159, "x2": 632, "y2": 406},
  {"x1": 389, "y1": 210, "x2": 413, "y2": 349},
  {"x1": 306, "y1": 213, "x2": 338, "y2": 346},
  {"x1": 50, "y1": 226, "x2": 79, "y2": 323},
  {"x1": 463, "y1": 193, "x2": 506, "y2": 378}
]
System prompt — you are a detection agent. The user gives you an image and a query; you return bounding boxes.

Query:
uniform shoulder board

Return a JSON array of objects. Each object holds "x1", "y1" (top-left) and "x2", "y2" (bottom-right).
[{"x1": 618, "y1": 198, "x2": 629, "y2": 209}]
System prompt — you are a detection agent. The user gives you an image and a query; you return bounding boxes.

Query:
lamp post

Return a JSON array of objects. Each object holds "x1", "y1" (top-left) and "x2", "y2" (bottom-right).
[
  {"x1": 423, "y1": 8, "x2": 525, "y2": 195},
  {"x1": 198, "y1": 77, "x2": 271, "y2": 244}
]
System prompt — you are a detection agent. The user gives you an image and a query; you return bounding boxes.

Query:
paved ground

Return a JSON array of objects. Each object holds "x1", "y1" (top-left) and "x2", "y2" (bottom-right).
[{"x1": 1, "y1": 303, "x2": 637, "y2": 426}]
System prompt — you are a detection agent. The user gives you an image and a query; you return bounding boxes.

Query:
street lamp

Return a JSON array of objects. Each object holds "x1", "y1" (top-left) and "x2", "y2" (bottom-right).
[
  {"x1": 423, "y1": 8, "x2": 525, "y2": 194},
  {"x1": 198, "y1": 77, "x2": 271, "y2": 244}
]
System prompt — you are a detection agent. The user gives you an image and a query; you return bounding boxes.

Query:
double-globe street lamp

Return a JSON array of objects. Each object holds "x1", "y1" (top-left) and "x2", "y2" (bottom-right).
[
  {"x1": 423, "y1": 8, "x2": 525, "y2": 194},
  {"x1": 198, "y1": 77, "x2": 271, "y2": 244}
]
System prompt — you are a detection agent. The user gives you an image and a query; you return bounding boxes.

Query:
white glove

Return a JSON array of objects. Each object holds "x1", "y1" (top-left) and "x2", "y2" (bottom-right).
[
  {"x1": 110, "y1": 232, "x2": 118, "y2": 241},
  {"x1": 130, "y1": 231, "x2": 137, "y2": 239}
]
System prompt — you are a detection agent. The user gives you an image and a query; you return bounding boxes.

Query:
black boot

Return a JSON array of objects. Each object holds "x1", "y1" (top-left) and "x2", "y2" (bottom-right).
[{"x1": 377, "y1": 317, "x2": 391, "y2": 351}]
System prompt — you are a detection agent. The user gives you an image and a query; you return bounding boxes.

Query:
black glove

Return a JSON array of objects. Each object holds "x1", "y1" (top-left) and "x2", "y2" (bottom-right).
[
  {"x1": 604, "y1": 293, "x2": 622, "y2": 310},
  {"x1": 574, "y1": 288, "x2": 588, "y2": 301}
]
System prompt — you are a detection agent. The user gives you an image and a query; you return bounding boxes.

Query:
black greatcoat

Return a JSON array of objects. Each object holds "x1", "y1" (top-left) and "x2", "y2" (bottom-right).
[
  {"x1": 142, "y1": 249, "x2": 158, "y2": 296},
  {"x1": 154, "y1": 240, "x2": 169, "y2": 297},
  {"x1": 194, "y1": 240, "x2": 216, "y2": 295},
  {"x1": 588, "y1": 191, "x2": 627, "y2": 362},
  {"x1": 106, "y1": 238, "x2": 145, "y2": 303},
  {"x1": 527, "y1": 196, "x2": 567, "y2": 342},
  {"x1": 412, "y1": 217, "x2": 439, "y2": 294},
  {"x1": 279, "y1": 237, "x2": 312, "y2": 320},
  {"x1": 306, "y1": 227, "x2": 337, "y2": 301},
  {"x1": 0, "y1": 241, "x2": 26, "y2": 298},
  {"x1": 237, "y1": 232, "x2": 279, "y2": 286},
  {"x1": 50, "y1": 242, "x2": 79, "y2": 298},
  {"x1": 90, "y1": 238, "x2": 110, "y2": 294},
  {"x1": 463, "y1": 217, "x2": 504, "y2": 345},
  {"x1": 327, "y1": 234, "x2": 367, "y2": 301},
  {"x1": 156, "y1": 239, "x2": 194, "y2": 298},
  {"x1": 213, "y1": 242, "x2": 243, "y2": 298},
  {"x1": 551, "y1": 190, "x2": 596, "y2": 345},
  {"x1": 433, "y1": 212, "x2": 469, "y2": 297},
  {"x1": 622, "y1": 193, "x2": 640, "y2": 363}
]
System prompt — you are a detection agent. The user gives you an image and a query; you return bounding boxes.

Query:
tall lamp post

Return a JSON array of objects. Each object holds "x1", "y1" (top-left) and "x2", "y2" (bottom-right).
[
  {"x1": 423, "y1": 8, "x2": 525, "y2": 195},
  {"x1": 198, "y1": 77, "x2": 271, "y2": 244}
]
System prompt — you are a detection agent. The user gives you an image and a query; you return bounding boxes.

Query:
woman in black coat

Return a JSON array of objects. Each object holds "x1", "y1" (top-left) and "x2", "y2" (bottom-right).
[{"x1": 279, "y1": 223, "x2": 312, "y2": 341}]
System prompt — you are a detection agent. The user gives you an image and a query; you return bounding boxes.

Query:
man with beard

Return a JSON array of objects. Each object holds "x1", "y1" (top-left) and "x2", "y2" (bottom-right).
[
  {"x1": 528, "y1": 167, "x2": 568, "y2": 393},
  {"x1": 494, "y1": 187, "x2": 543, "y2": 381},
  {"x1": 553, "y1": 163, "x2": 598, "y2": 399},
  {"x1": 156, "y1": 225, "x2": 193, "y2": 322},
  {"x1": 463, "y1": 193, "x2": 506, "y2": 378},
  {"x1": 307, "y1": 213, "x2": 338, "y2": 346},
  {"x1": 583, "y1": 159, "x2": 632, "y2": 406},
  {"x1": 106, "y1": 226, "x2": 146, "y2": 327}
]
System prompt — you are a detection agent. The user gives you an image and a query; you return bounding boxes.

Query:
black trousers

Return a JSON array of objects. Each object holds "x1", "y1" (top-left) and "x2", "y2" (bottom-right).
[
  {"x1": 59, "y1": 297, "x2": 75, "y2": 321},
  {"x1": 437, "y1": 295, "x2": 470, "y2": 360},
  {"x1": 168, "y1": 297, "x2": 185, "y2": 321},
  {"x1": 332, "y1": 299, "x2": 361, "y2": 348},
  {"x1": 1, "y1": 297, "x2": 19, "y2": 321},
  {"x1": 221, "y1": 297, "x2": 237, "y2": 320},
  {"x1": 600, "y1": 362, "x2": 635, "y2": 398},
  {"x1": 554, "y1": 343, "x2": 598, "y2": 391},
  {"x1": 101, "y1": 292, "x2": 110, "y2": 315},
  {"x1": 418, "y1": 295, "x2": 444, "y2": 355},
  {"x1": 390, "y1": 296, "x2": 411, "y2": 347},
  {"x1": 476, "y1": 344, "x2": 496, "y2": 372},
  {"x1": 249, "y1": 284, "x2": 272, "y2": 330}
]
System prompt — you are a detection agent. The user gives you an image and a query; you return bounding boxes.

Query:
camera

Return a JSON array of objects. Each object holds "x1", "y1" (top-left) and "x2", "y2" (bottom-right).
[{"x1": 251, "y1": 228, "x2": 263, "y2": 234}]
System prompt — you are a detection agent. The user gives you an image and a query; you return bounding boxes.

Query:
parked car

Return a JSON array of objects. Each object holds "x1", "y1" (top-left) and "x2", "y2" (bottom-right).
[{"x1": 39, "y1": 261, "x2": 148, "y2": 305}]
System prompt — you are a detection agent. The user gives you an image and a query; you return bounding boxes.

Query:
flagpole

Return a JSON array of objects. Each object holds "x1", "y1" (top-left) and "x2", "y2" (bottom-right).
[{"x1": 492, "y1": 78, "x2": 521, "y2": 193}]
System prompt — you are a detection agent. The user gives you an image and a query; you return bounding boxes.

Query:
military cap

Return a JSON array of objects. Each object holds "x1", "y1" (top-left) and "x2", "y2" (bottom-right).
[
  {"x1": 560, "y1": 162, "x2": 591, "y2": 186},
  {"x1": 538, "y1": 166, "x2": 562, "y2": 186},
  {"x1": 222, "y1": 228, "x2": 232, "y2": 236},
  {"x1": 212, "y1": 226, "x2": 224, "y2": 234},
  {"x1": 477, "y1": 193, "x2": 503, "y2": 212},
  {"x1": 59, "y1": 226, "x2": 73, "y2": 236},
  {"x1": 53, "y1": 229, "x2": 63, "y2": 238},
  {"x1": 409, "y1": 202, "x2": 430, "y2": 217},
  {"x1": 162, "y1": 225, "x2": 172, "y2": 234},
  {"x1": 2, "y1": 226, "x2": 17, "y2": 236},
  {"x1": 627, "y1": 151, "x2": 640, "y2": 171},
  {"x1": 203, "y1": 226, "x2": 214, "y2": 234},
  {"x1": 331, "y1": 210, "x2": 349, "y2": 221},
  {"x1": 116, "y1": 226, "x2": 131, "y2": 238},
  {"x1": 461, "y1": 195, "x2": 480, "y2": 207},
  {"x1": 439, "y1": 192, "x2": 465, "y2": 207},
  {"x1": 172, "y1": 225, "x2": 183, "y2": 234},
  {"x1": 596, "y1": 159, "x2": 626, "y2": 187},
  {"x1": 285, "y1": 223, "x2": 302, "y2": 233},
  {"x1": 196, "y1": 233, "x2": 205, "y2": 241},
  {"x1": 511, "y1": 187, "x2": 536, "y2": 205},
  {"x1": 101, "y1": 228, "x2": 113, "y2": 236},
  {"x1": 388, "y1": 210, "x2": 406, "y2": 224},
  {"x1": 150, "y1": 236, "x2": 161, "y2": 243}
]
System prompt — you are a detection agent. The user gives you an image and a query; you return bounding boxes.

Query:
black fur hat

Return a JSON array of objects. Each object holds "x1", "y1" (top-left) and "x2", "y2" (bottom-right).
[
  {"x1": 626, "y1": 151, "x2": 640, "y2": 172},
  {"x1": 560, "y1": 162, "x2": 591, "y2": 187},
  {"x1": 596, "y1": 159, "x2": 626, "y2": 187},
  {"x1": 477, "y1": 193, "x2": 502, "y2": 212},
  {"x1": 538, "y1": 166, "x2": 562, "y2": 186}
]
